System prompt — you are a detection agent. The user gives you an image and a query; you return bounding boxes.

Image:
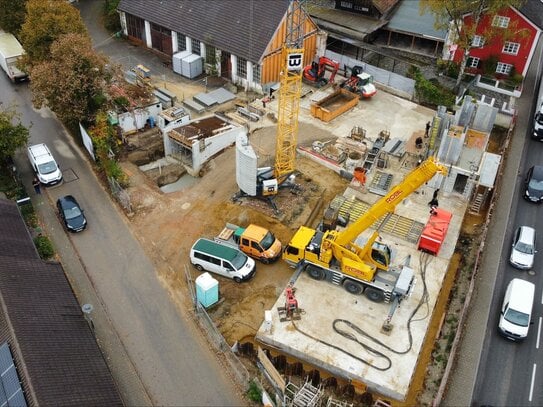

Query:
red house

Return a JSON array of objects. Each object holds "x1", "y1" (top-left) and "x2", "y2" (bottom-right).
[{"x1": 446, "y1": 6, "x2": 541, "y2": 95}]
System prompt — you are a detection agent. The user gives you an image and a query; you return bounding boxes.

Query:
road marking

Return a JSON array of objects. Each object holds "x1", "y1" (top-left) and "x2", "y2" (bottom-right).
[
  {"x1": 537, "y1": 317, "x2": 542, "y2": 349},
  {"x1": 529, "y1": 363, "x2": 536, "y2": 402},
  {"x1": 541, "y1": 289, "x2": 543, "y2": 304}
]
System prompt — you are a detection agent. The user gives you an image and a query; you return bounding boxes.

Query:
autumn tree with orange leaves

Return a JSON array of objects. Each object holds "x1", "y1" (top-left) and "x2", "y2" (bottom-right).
[{"x1": 30, "y1": 33, "x2": 108, "y2": 128}]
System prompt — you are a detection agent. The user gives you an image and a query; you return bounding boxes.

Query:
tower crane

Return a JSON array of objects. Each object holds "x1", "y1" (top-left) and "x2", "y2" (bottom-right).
[
  {"x1": 234, "y1": 0, "x2": 306, "y2": 209},
  {"x1": 273, "y1": 0, "x2": 305, "y2": 184}
]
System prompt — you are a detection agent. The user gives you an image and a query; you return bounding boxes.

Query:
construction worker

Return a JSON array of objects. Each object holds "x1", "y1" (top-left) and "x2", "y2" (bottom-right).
[{"x1": 32, "y1": 177, "x2": 41, "y2": 194}]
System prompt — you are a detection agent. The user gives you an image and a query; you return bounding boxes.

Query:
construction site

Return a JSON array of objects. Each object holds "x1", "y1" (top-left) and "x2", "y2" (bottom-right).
[{"x1": 106, "y1": 4, "x2": 504, "y2": 406}]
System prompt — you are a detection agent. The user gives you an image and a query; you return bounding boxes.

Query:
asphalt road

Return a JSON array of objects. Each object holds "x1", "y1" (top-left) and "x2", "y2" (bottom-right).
[
  {"x1": 0, "y1": 32, "x2": 244, "y2": 407},
  {"x1": 469, "y1": 38, "x2": 543, "y2": 406}
]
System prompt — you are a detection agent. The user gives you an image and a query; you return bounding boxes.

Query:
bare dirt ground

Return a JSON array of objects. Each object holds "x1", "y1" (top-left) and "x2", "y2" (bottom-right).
[
  {"x1": 121, "y1": 121, "x2": 350, "y2": 345},
  {"x1": 118, "y1": 77, "x2": 508, "y2": 403}
]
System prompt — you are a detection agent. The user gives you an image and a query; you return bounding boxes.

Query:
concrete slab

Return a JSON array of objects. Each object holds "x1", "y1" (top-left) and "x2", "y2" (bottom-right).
[
  {"x1": 256, "y1": 159, "x2": 468, "y2": 401},
  {"x1": 183, "y1": 99, "x2": 206, "y2": 114},
  {"x1": 209, "y1": 87, "x2": 236, "y2": 104},
  {"x1": 193, "y1": 92, "x2": 218, "y2": 107}
]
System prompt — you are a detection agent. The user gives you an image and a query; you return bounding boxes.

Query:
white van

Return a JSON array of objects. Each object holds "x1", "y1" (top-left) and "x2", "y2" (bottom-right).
[
  {"x1": 498, "y1": 278, "x2": 535, "y2": 341},
  {"x1": 27, "y1": 143, "x2": 63, "y2": 186},
  {"x1": 190, "y1": 238, "x2": 256, "y2": 283}
]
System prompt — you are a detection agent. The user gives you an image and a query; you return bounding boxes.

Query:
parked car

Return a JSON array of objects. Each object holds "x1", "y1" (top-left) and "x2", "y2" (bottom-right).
[
  {"x1": 532, "y1": 102, "x2": 543, "y2": 140},
  {"x1": 523, "y1": 165, "x2": 543, "y2": 203},
  {"x1": 509, "y1": 226, "x2": 536, "y2": 270},
  {"x1": 27, "y1": 143, "x2": 63, "y2": 186},
  {"x1": 190, "y1": 238, "x2": 255, "y2": 283},
  {"x1": 56, "y1": 195, "x2": 87, "y2": 233}
]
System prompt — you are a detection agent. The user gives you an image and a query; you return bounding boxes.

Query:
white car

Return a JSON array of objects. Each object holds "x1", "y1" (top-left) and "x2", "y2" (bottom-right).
[
  {"x1": 509, "y1": 226, "x2": 536, "y2": 270},
  {"x1": 498, "y1": 278, "x2": 535, "y2": 341}
]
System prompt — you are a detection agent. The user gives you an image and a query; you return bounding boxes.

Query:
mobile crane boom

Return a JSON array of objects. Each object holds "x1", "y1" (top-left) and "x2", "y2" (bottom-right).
[{"x1": 283, "y1": 157, "x2": 447, "y2": 302}]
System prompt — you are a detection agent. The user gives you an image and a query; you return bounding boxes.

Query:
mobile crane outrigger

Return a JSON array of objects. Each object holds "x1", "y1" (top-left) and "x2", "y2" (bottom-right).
[{"x1": 283, "y1": 157, "x2": 447, "y2": 303}]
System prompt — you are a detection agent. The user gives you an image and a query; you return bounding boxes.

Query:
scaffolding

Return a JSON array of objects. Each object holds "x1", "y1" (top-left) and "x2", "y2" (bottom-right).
[{"x1": 283, "y1": 379, "x2": 354, "y2": 407}]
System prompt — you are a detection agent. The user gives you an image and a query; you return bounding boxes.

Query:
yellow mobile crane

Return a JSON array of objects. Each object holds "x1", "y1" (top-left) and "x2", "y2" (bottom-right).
[{"x1": 283, "y1": 157, "x2": 447, "y2": 303}]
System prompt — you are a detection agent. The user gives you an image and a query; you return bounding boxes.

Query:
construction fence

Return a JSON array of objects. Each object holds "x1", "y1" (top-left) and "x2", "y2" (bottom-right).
[
  {"x1": 183, "y1": 265, "x2": 251, "y2": 391},
  {"x1": 324, "y1": 50, "x2": 416, "y2": 99}
]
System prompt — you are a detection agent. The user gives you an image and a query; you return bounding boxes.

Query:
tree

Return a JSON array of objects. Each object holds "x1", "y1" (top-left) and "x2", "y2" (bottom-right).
[
  {"x1": 29, "y1": 33, "x2": 108, "y2": 127},
  {"x1": 0, "y1": 105, "x2": 30, "y2": 164},
  {"x1": 0, "y1": 0, "x2": 27, "y2": 36},
  {"x1": 421, "y1": 0, "x2": 526, "y2": 90},
  {"x1": 103, "y1": 0, "x2": 121, "y2": 33},
  {"x1": 19, "y1": 0, "x2": 87, "y2": 66}
]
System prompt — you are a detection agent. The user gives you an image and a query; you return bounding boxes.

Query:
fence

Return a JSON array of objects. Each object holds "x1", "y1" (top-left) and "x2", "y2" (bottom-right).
[
  {"x1": 108, "y1": 176, "x2": 132, "y2": 214},
  {"x1": 324, "y1": 50, "x2": 416, "y2": 99},
  {"x1": 184, "y1": 265, "x2": 251, "y2": 391}
]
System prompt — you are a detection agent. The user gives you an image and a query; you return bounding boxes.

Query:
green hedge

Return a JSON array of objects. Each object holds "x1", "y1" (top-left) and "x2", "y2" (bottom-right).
[
  {"x1": 34, "y1": 235, "x2": 55, "y2": 260},
  {"x1": 408, "y1": 67, "x2": 455, "y2": 109}
]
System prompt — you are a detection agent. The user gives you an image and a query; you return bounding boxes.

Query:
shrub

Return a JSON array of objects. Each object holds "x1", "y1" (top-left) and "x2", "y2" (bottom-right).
[
  {"x1": 482, "y1": 55, "x2": 498, "y2": 76},
  {"x1": 246, "y1": 380, "x2": 262, "y2": 402},
  {"x1": 103, "y1": 0, "x2": 121, "y2": 33},
  {"x1": 34, "y1": 235, "x2": 55, "y2": 260},
  {"x1": 410, "y1": 67, "x2": 455, "y2": 109},
  {"x1": 21, "y1": 204, "x2": 39, "y2": 228}
]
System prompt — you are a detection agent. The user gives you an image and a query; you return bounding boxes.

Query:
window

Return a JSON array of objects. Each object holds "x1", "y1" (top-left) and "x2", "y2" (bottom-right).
[
  {"x1": 492, "y1": 15, "x2": 510, "y2": 28},
  {"x1": 194, "y1": 252, "x2": 210, "y2": 262},
  {"x1": 496, "y1": 62, "x2": 513, "y2": 74},
  {"x1": 191, "y1": 38, "x2": 201, "y2": 55},
  {"x1": 467, "y1": 57, "x2": 480, "y2": 68},
  {"x1": 502, "y1": 41, "x2": 520, "y2": 55},
  {"x1": 237, "y1": 56, "x2": 247, "y2": 79},
  {"x1": 252, "y1": 63, "x2": 261, "y2": 83},
  {"x1": 205, "y1": 44, "x2": 216, "y2": 64},
  {"x1": 177, "y1": 32, "x2": 186, "y2": 51},
  {"x1": 472, "y1": 35, "x2": 485, "y2": 47}
]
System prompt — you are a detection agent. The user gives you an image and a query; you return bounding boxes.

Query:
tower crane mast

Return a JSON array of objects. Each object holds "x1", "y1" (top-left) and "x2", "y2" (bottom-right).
[{"x1": 274, "y1": 0, "x2": 306, "y2": 182}]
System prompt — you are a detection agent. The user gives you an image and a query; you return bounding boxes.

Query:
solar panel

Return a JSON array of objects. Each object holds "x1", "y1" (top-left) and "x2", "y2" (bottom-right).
[{"x1": 0, "y1": 343, "x2": 27, "y2": 407}]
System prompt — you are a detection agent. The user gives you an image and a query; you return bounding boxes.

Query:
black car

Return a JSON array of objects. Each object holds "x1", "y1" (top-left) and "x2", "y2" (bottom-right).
[
  {"x1": 524, "y1": 165, "x2": 543, "y2": 203},
  {"x1": 56, "y1": 195, "x2": 87, "y2": 232}
]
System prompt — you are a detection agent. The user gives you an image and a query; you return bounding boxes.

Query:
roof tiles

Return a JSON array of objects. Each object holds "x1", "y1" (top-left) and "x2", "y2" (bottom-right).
[{"x1": 118, "y1": 0, "x2": 290, "y2": 62}]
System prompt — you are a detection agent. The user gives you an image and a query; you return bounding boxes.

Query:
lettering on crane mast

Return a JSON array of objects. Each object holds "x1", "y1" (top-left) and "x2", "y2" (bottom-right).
[
  {"x1": 385, "y1": 189, "x2": 403, "y2": 204},
  {"x1": 287, "y1": 53, "x2": 304, "y2": 71}
]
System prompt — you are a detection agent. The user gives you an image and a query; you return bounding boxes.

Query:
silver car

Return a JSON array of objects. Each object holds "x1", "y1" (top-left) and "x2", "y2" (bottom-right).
[{"x1": 509, "y1": 226, "x2": 536, "y2": 270}]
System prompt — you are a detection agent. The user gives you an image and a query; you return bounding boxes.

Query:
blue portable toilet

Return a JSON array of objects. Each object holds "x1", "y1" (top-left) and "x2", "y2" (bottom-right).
[
  {"x1": 195, "y1": 272, "x2": 219, "y2": 308},
  {"x1": 148, "y1": 116, "x2": 155, "y2": 128}
]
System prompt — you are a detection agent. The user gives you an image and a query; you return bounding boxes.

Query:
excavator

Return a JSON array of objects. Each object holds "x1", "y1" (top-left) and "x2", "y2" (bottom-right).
[
  {"x1": 302, "y1": 56, "x2": 340, "y2": 87},
  {"x1": 282, "y1": 157, "x2": 447, "y2": 302},
  {"x1": 340, "y1": 65, "x2": 377, "y2": 98}
]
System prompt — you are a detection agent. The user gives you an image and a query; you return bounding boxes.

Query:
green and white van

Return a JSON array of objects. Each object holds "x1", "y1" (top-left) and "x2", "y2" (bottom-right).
[{"x1": 190, "y1": 238, "x2": 256, "y2": 283}]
